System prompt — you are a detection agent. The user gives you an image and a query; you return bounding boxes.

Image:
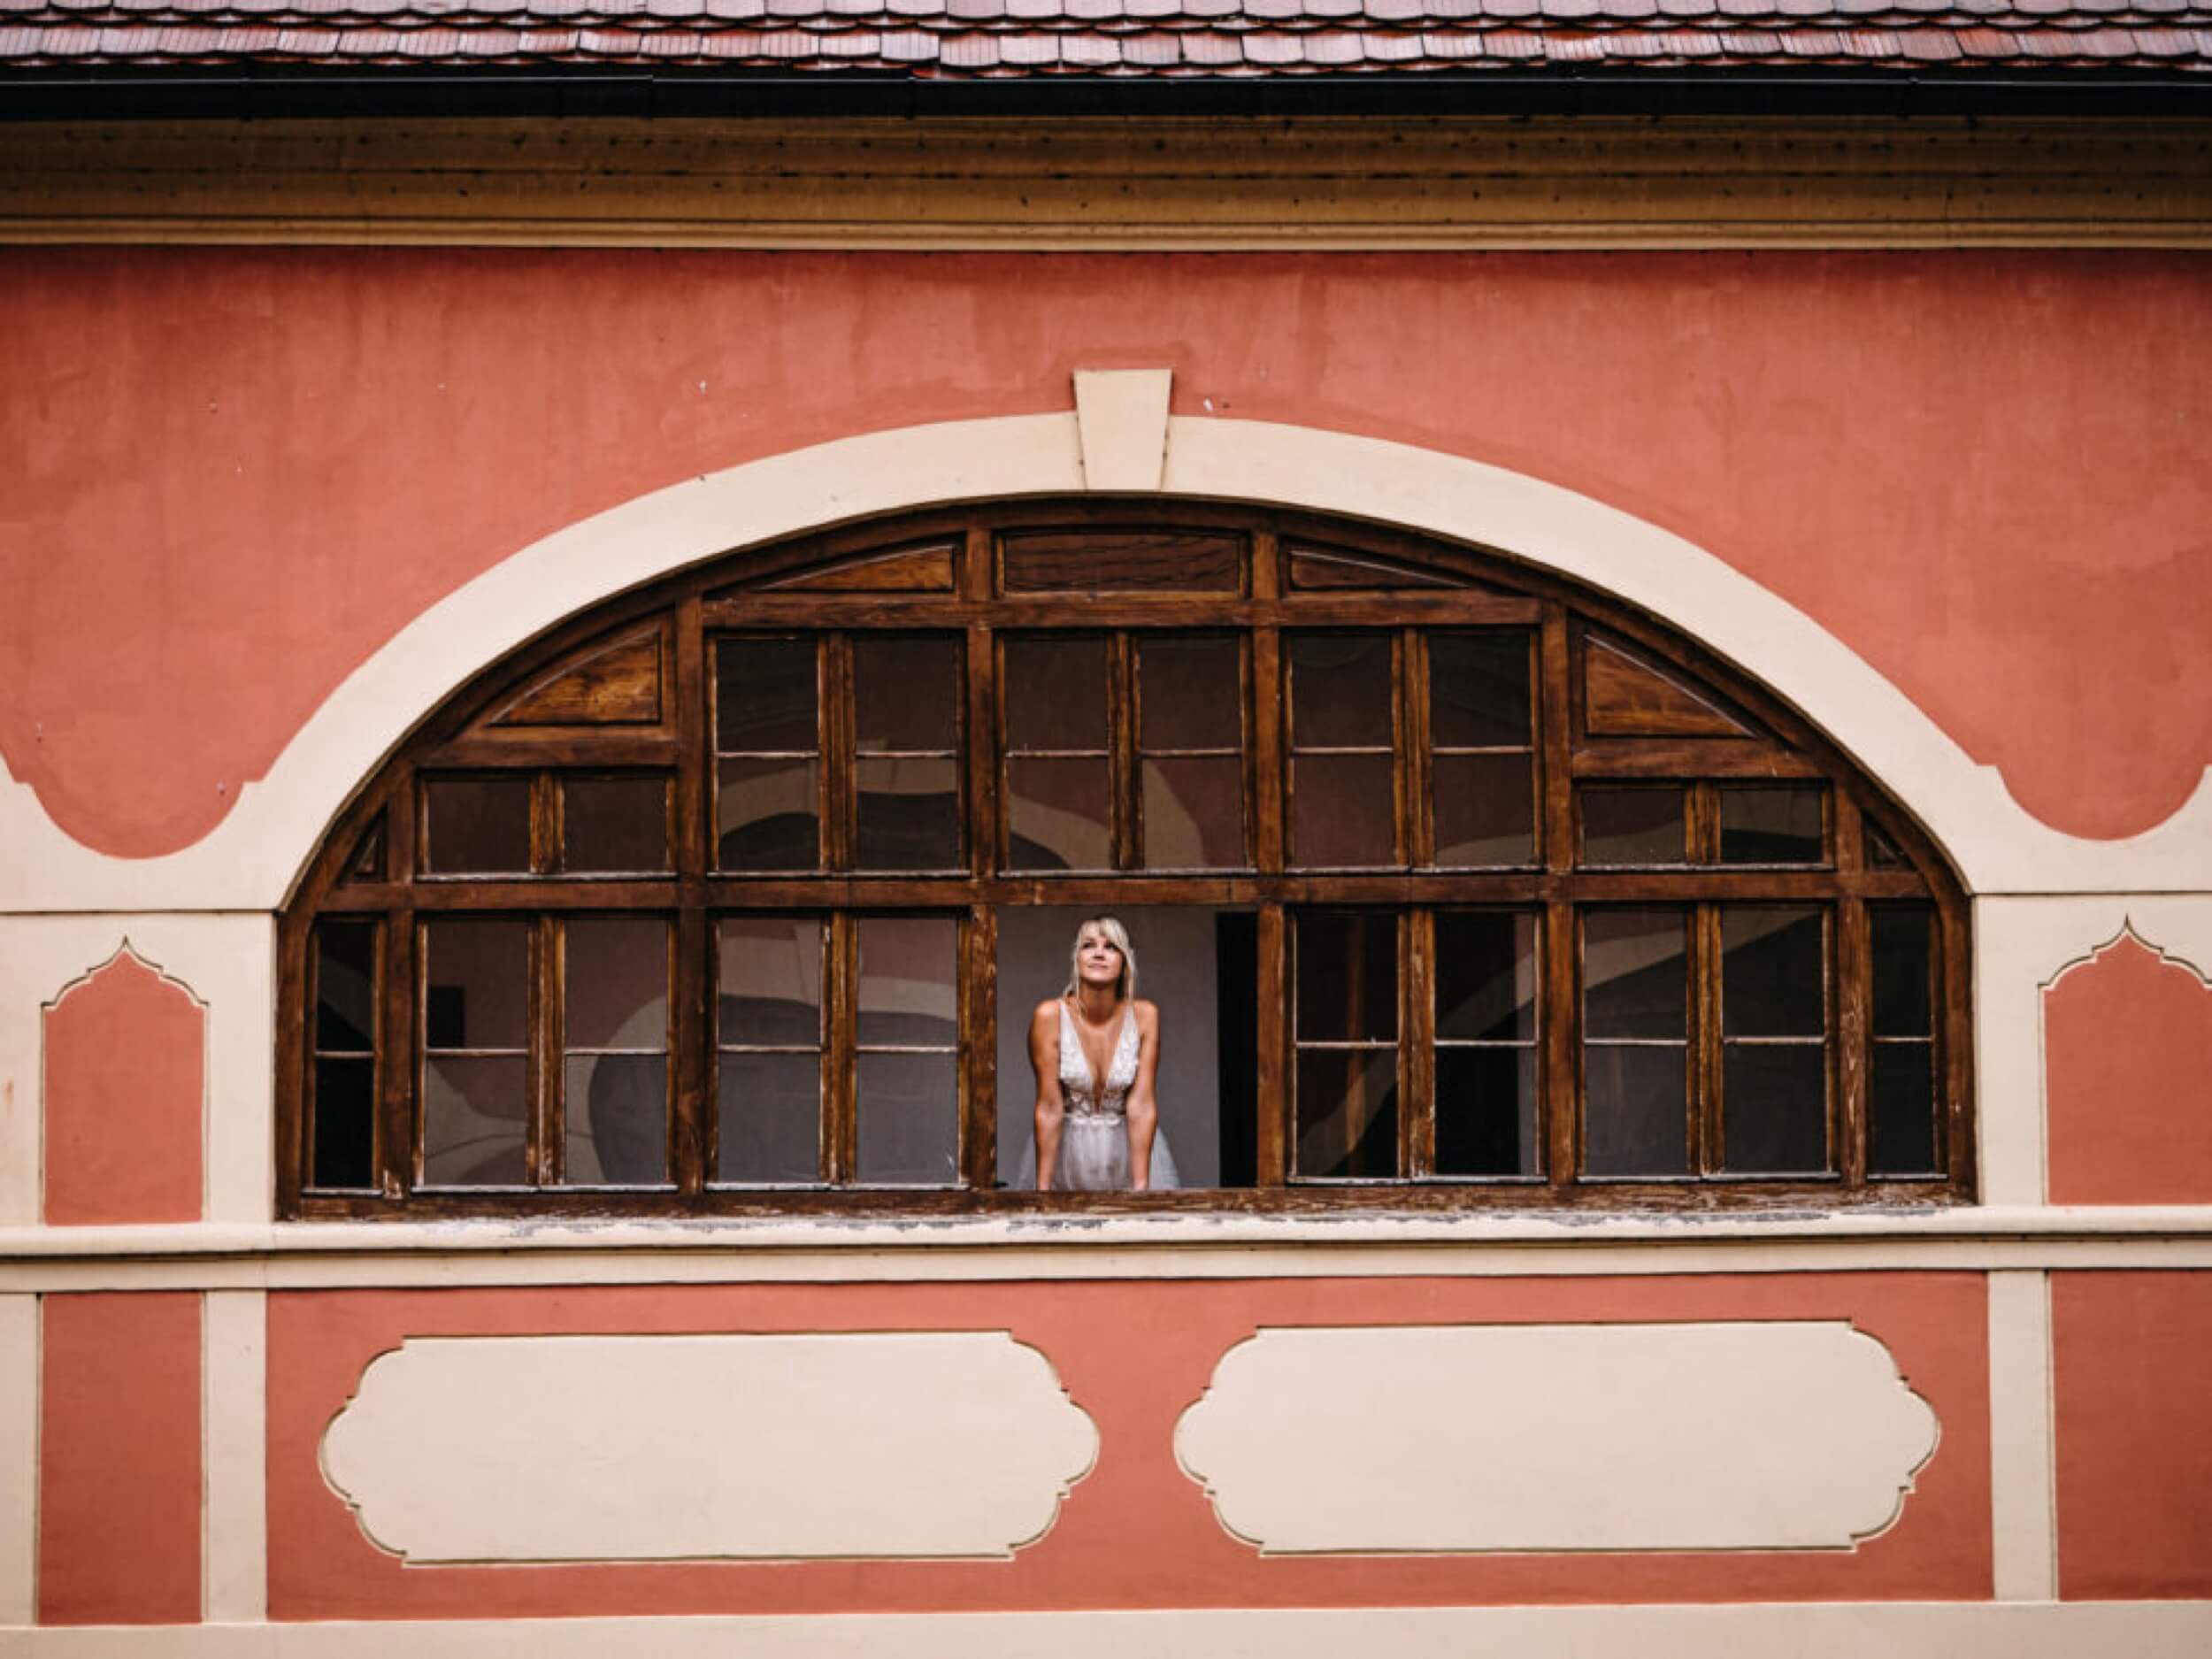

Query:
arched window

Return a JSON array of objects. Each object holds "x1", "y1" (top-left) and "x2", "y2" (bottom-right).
[{"x1": 280, "y1": 503, "x2": 1970, "y2": 1217}]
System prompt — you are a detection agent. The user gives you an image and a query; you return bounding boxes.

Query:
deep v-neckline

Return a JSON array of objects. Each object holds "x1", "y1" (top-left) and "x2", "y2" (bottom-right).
[{"x1": 1064, "y1": 998, "x2": 1131, "y2": 1101}]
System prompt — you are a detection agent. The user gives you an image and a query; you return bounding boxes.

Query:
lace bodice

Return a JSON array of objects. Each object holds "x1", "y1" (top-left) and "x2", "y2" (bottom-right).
[{"x1": 1058, "y1": 1000, "x2": 1139, "y2": 1121}]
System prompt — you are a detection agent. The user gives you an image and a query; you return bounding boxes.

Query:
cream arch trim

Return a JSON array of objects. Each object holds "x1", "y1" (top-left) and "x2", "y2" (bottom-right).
[{"x1": 1, "y1": 394, "x2": 2207, "y2": 912}]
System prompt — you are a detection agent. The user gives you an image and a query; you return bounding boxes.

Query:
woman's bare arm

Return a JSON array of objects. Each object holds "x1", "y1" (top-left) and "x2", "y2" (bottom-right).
[
  {"x1": 1029, "y1": 1000, "x2": 1067, "y2": 1192},
  {"x1": 1125, "y1": 1001, "x2": 1163, "y2": 1191}
]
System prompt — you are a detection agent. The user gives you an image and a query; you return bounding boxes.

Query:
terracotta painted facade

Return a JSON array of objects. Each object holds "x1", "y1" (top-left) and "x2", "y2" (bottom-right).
[{"x1": 3, "y1": 123, "x2": 2211, "y2": 1655}]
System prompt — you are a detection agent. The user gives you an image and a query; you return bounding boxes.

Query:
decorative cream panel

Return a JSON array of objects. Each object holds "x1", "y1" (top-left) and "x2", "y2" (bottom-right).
[
  {"x1": 321, "y1": 1332, "x2": 1096, "y2": 1563},
  {"x1": 1176, "y1": 1322, "x2": 1937, "y2": 1554}
]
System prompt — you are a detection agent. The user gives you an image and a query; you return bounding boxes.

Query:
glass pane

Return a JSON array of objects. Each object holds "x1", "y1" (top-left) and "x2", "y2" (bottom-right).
[
  {"x1": 423, "y1": 919, "x2": 527, "y2": 1051},
  {"x1": 857, "y1": 916, "x2": 958, "y2": 1048},
  {"x1": 1870, "y1": 1041, "x2": 1939, "y2": 1176},
  {"x1": 1007, "y1": 757, "x2": 1111, "y2": 872},
  {"x1": 423, "y1": 776, "x2": 531, "y2": 874},
  {"x1": 717, "y1": 756, "x2": 819, "y2": 872},
  {"x1": 422, "y1": 1055, "x2": 527, "y2": 1186},
  {"x1": 1294, "y1": 1047, "x2": 1399, "y2": 1179},
  {"x1": 856, "y1": 1052, "x2": 960, "y2": 1184},
  {"x1": 1296, "y1": 911, "x2": 1397, "y2": 1043},
  {"x1": 717, "y1": 917, "x2": 823, "y2": 1047},
  {"x1": 562, "y1": 1054, "x2": 668, "y2": 1185},
  {"x1": 1583, "y1": 910, "x2": 1686, "y2": 1041},
  {"x1": 1719, "y1": 787, "x2": 1824, "y2": 865},
  {"x1": 310, "y1": 1056, "x2": 376, "y2": 1189},
  {"x1": 1583, "y1": 1045, "x2": 1688, "y2": 1177},
  {"x1": 1435, "y1": 1047, "x2": 1540, "y2": 1178},
  {"x1": 1141, "y1": 757, "x2": 1244, "y2": 869},
  {"x1": 1292, "y1": 754, "x2": 1397, "y2": 867},
  {"x1": 854, "y1": 635, "x2": 958, "y2": 753},
  {"x1": 855, "y1": 757, "x2": 960, "y2": 870},
  {"x1": 563, "y1": 777, "x2": 670, "y2": 874},
  {"x1": 716, "y1": 637, "x2": 817, "y2": 754},
  {"x1": 717, "y1": 1052, "x2": 822, "y2": 1183},
  {"x1": 1437, "y1": 911, "x2": 1536, "y2": 1043},
  {"x1": 1721, "y1": 906, "x2": 1825, "y2": 1038},
  {"x1": 1003, "y1": 636, "x2": 1108, "y2": 753},
  {"x1": 565, "y1": 918, "x2": 669, "y2": 1050},
  {"x1": 1289, "y1": 634, "x2": 1393, "y2": 749},
  {"x1": 1139, "y1": 635, "x2": 1240, "y2": 751},
  {"x1": 1871, "y1": 906, "x2": 1934, "y2": 1037},
  {"x1": 1430, "y1": 634, "x2": 1532, "y2": 749},
  {"x1": 1721, "y1": 1045, "x2": 1830, "y2": 1173},
  {"x1": 1432, "y1": 753, "x2": 1535, "y2": 867},
  {"x1": 1865, "y1": 821, "x2": 1908, "y2": 869},
  {"x1": 314, "y1": 921, "x2": 377, "y2": 1052},
  {"x1": 1580, "y1": 788, "x2": 1686, "y2": 867}
]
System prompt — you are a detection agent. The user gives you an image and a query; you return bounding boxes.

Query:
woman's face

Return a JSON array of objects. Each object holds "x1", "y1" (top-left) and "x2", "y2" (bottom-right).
[{"x1": 1075, "y1": 927, "x2": 1123, "y2": 990}]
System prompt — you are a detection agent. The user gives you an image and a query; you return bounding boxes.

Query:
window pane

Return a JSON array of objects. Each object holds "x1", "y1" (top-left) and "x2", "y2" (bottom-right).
[
  {"x1": 856, "y1": 1052, "x2": 960, "y2": 1184},
  {"x1": 855, "y1": 757, "x2": 961, "y2": 870},
  {"x1": 717, "y1": 756, "x2": 820, "y2": 872},
  {"x1": 1141, "y1": 757, "x2": 1244, "y2": 869},
  {"x1": 423, "y1": 919, "x2": 527, "y2": 1051},
  {"x1": 1432, "y1": 753, "x2": 1535, "y2": 868},
  {"x1": 1294, "y1": 1048, "x2": 1399, "y2": 1179},
  {"x1": 1289, "y1": 634, "x2": 1393, "y2": 749},
  {"x1": 563, "y1": 777, "x2": 670, "y2": 874},
  {"x1": 1721, "y1": 907, "x2": 1825, "y2": 1039},
  {"x1": 1007, "y1": 757, "x2": 1112, "y2": 872},
  {"x1": 310, "y1": 1056, "x2": 376, "y2": 1189},
  {"x1": 314, "y1": 921, "x2": 377, "y2": 1052},
  {"x1": 1584, "y1": 1046, "x2": 1688, "y2": 1177},
  {"x1": 1292, "y1": 755, "x2": 1397, "y2": 867},
  {"x1": 1004, "y1": 636, "x2": 1108, "y2": 752},
  {"x1": 716, "y1": 638, "x2": 817, "y2": 753},
  {"x1": 717, "y1": 1052, "x2": 823, "y2": 1184},
  {"x1": 1871, "y1": 906, "x2": 1934, "y2": 1037},
  {"x1": 563, "y1": 1054, "x2": 668, "y2": 1186},
  {"x1": 1296, "y1": 911, "x2": 1397, "y2": 1043},
  {"x1": 1437, "y1": 911, "x2": 1536, "y2": 1043},
  {"x1": 717, "y1": 917, "x2": 823, "y2": 1047},
  {"x1": 423, "y1": 777, "x2": 531, "y2": 875},
  {"x1": 1580, "y1": 788, "x2": 1686, "y2": 867},
  {"x1": 857, "y1": 917, "x2": 958, "y2": 1047},
  {"x1": 1430, "y1": 634, "x2": 1532, "y2": 749},
  {"x1": 1870, "y1": 1041, "x2": 1939, "y2": 1176},
  {"x1": 1866, "y1": 822, "x2": 1909, "y2": 869},
  {"x1": 422, "y1": 1056, "x2": 527, "y2": 1186},
  {"x1": 1583, "y1": 910, "x2": 1686, "y2": 1041},
  {"x1": 854, "y1": 635, "x2": 958, "y2": 754},
  {"x1": 1721, "y1": 1045, "x2": 1829, "y2": 1173},
  {"x1": 565, "y1": 918, "x2": 669, "y2": 1050},
  {"x1": 1139, "y1": 635, "x2": 1240, "y2": 751},
  {"x1": 1435, "y1": 1047, "x2": 1540, "y2": 1178},
  {"x1": 1719, "y1": 787, "x2": 1824, "y2": 865}
]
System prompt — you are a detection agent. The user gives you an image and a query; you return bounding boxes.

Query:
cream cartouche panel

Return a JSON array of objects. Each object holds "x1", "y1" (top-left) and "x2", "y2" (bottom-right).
[
  {"x1": 321, "y1": 1332, "x2": 1096, "y2": 1563},
  {"x1": 1176, "y1": 1322, "x2": 1937, "y2": 1554}
]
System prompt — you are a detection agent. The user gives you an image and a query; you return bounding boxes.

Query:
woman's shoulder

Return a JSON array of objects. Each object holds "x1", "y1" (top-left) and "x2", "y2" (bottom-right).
[
  {"x1": 1031, "y1": 996, "x2": 1067, "y2": 1027},
  {"x1": 1131, "y1": 998, "x2": 1161, "y2": 1030}
]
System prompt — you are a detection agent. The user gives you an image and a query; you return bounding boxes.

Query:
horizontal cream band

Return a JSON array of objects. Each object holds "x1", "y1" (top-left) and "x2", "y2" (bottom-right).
[
  {"x1": 4, "y1": 1210, "x2": 2212, "y2": 1291},
  {"x1": 4, "y1": 1605, "x2": 2212, "y2": 1655}
]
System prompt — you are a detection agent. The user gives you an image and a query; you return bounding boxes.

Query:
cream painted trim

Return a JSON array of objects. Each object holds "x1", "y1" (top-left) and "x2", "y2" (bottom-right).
[
  {"x1": 6, "y1": 1604, "x2": 2212, "y2": 1655},
  {"x1": 0, "y1": 1295, "x2": 35, "y2": 1627},
  {"x1": 1987, "y1": 1271, "x2": 2057, "y2": 1602},
  {"x1": 0, "y1": 918, "x2": 275, "y2": 1228},
  {"x1": 1074, "y1": 370, "x2": 1172, "y2": 492},
  {"x1": 203, "y1": 1290, "x2": 265, "y2": 1625},
  {"x1": 5, "y1": 115, "x2": 2212, "y2": 250},
  {"x1": 3, "y1": 407, "x2": 2203, "y2": 913}
]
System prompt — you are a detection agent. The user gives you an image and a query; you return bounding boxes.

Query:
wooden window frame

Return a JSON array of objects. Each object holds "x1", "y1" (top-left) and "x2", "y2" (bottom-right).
[{"x1": 279, "y1": 502, "x2": 1974, "y2": 1219}]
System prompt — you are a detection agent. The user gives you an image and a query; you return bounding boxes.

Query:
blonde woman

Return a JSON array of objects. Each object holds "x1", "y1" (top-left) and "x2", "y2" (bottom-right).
[{"x1": 1027, "y1": 915, "x2": 1179, "y2": 1191}]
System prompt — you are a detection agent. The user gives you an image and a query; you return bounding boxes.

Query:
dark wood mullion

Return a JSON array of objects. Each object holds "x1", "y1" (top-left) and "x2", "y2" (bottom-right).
[
  {"x1": 962, "y1": 904, "x2": 998, "y2": 1191},
  {"x1": 701, "y1": 594, "x2": 1538, "y2": 632},
  {"x1": 1544, "y1": 902, "x2": 1578, "y2": 1193},
  {"x1": 383, "y1": 912, "x2": 419, "y2": 1198},
  {"x1": 1404, "y1": 907, "x2": 1435, "y2": 1178},
  {"x1": 1837, "y1": 900, "x2": 1870, "y2": 1194},
  {"x1": 1256, "y1": 902, "x2": 1288, "y2": 1186},
  {"x1": 533, "y1": 915, "x2": 562, "y2": 1187},
  {"x1": 530, "y1": 771, "x2": 560, "y2": 876},
  {"x1": 1389, "y1": 631, "x2": 1412, "y2": 867},
  {"x1": 1252, "y1": 627, "x2": 1285, "y2": 874},
  {"x1": 824, "y1": 634, "x2": 853, "y2": 872},
  {"x1": 1403, "y1": 630, "x2": 1435, "y2": 869},
  {"x1": 1108, "y1": 632, "x2": 1138, "y2": 869},
  {"x1": 277, "y1": 920, "x2": 311, "y2": 1209},
  {"x1": 1939, "y1": 897, "x2": 1975, "y2": 1193},
  {"x1": 672, "y1": 595, "x2": 710, "y2": 1198},
  {"x1": 825, "y1": 911, "x2": 856, "y2": 1185},
  {"x1": 1686, "y1": 780, "x2": 1720, "y2": 866},
  {"x1": 966, "y1": 624, "x2": 997, "y2": 882},
  {"x1": 1692, "y1": 903, "x2": 1723, "y2": 1178}
]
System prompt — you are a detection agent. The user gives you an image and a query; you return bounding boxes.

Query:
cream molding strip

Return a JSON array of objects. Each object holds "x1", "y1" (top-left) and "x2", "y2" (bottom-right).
[{"x1": 4, "y1": 115, "x2": 2211, "y2": 250}]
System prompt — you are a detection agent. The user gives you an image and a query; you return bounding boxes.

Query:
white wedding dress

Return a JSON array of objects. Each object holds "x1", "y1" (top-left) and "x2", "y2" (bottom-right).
[{"x1": 1025, "y1": 1001, "x2": 1180, "y2": 1192}]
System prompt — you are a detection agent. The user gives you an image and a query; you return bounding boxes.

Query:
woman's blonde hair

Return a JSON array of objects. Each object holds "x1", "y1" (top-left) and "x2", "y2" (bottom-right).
[{"x1": 1063, "y1": 914, "x2": 1136, "y2": 1003}]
